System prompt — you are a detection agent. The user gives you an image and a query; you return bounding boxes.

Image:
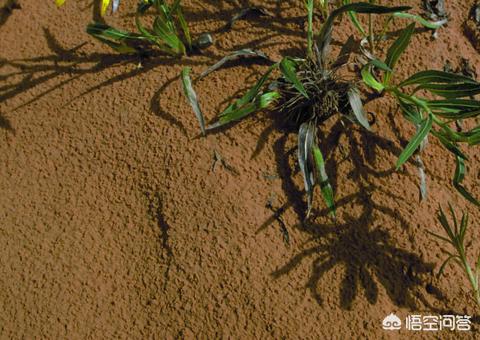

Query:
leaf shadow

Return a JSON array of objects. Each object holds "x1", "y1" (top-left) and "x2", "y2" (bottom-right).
[
  {"x1": 263, "y1": 117, "x2": 446, "y2": 310},
  {"x1": 0, "y1": 28, "x2": 213, "y2": 111}
]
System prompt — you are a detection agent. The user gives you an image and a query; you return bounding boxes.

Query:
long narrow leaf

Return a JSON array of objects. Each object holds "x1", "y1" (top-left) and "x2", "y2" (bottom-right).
[
  {"x1": 428, "y1": 99, "x2": 480, "y2": 110},
  {"x1": 306, "y1": 0, "x2": 314, "y2": 56},
  {"x1": 181, "y1": 67, "x2": 206, "y2": 135},
  {"x1": 317, "y1": 3, "x2": 410, "y2": 67},
  {"x1": 419, "y1": 83, "x2": 480, "y2": 99},
  {"x1": 400, "y1": 70, "x2": 478, "y2": 87},
  {"x1": 207, "y1": 103, "x2": 257, "y2": 130},
  {"x1": 174, "y1": 2, "x2": 192, "y2": 49},
  {"x1": 398, "y1": 98, "x2": 422, "y2": 124},
  {"x1": 207, "y1": 65, "x2": 278, "y2": 130},
  {"x1": 437, "y1": 255, "x2": 458, "y2": 277},
  {"x1": 431, "y1": 130, "x2": 468, "y2": 160},
  {"x1": 396, "y1": 113, "x2": 433, "y2": 169},
  {"x1": 348, "y1": 87, "x2": 370, "y2": 130},
  {"x1": 384, "y1": 23, "x2": 416, "y2": 84},
  {"x1": 361, "y1": 66, "x2": 385, "y2": 92},
  {"x1": 280, "y1": 58, "x2": 309, "y2": 99},
  {"x1": 453, "y1": 156, "x2": 480, "y2": 206},
  {"x1": 199, "y1": 49, "x2": 271, "y2": 79},
  {"x1": 312, "y1": 143, "x2": 335, "y2": 217},
  {"x1": 152, "y1": 16, "x2": 185, "y2": 54},
  {"x1": 87, "y1": 23, "x2": 140, "y2": 41},
  {"x1": 393, "y1": 12, "x2": 446, "y2": 30},
  {"x1": 220, "y1": 65, "x2": 276, "y2": 118},
  {"x1": 298, "y1": 122, "x2": 316, "y2": 216},
  {"x1": 342, "y1": 0, "x2": 367, "y2": 36}
]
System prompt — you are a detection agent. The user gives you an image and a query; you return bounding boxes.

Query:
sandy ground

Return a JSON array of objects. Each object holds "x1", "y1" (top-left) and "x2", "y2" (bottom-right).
[{"x1": 1, "y1": 0, "x2": 480, "y2": 338}]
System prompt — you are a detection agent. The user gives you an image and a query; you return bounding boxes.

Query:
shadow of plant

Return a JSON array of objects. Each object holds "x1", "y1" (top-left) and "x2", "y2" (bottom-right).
[
  {"x1": 0, "y1": 28, "x2": 213, "y2": 110},
  {"x1": 263, "y1": 115, "x2": 445, "y2": 310}
]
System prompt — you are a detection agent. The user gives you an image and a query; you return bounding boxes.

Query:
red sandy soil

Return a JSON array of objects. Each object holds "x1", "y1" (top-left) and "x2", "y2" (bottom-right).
[{"x1": 1, "y1": 0, "x2": 480, "y2": 338}]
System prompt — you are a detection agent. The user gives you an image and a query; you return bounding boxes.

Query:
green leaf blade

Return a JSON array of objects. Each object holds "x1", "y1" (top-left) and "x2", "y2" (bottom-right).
[
  {"x1": 396, "y1": 113, "x2": 433, "y2": 169},
  {"x1": 384, "y1": 23, "x2": 416, "y2": 84},
  {"x1": 279, "y1": 58, "x2": 309, "y2": 99},
  {"x1": 312, "y1": 143, "x2": 336, "y2": 218},
  {"x1": 181, "y1": 67, "x2": 206, "y2": 135}
]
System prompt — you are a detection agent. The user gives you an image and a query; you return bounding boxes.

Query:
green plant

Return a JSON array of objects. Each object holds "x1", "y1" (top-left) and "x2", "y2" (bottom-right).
[
  {"x1": 342, "y1": 0, "x2": 446, "y2": 58},
  {"x1": 429, "y1": 205, "x2": 480, "y2": 307},
  {"x1": 86, "y1": 0, "x2": 197, "y2": 55},
  {"x1": 362, "y1": 24, "x2": 480, "y2": 206},
  {"x1": 182, "y1": 2, "x2": 411, "y2": 218}
]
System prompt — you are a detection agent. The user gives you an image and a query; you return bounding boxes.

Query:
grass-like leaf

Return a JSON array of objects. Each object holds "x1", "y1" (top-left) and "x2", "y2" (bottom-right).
[
  {"x1": 396, "y1": 113, "x2": 433, "y2": 169},
  {"x1": 347, "y1": 87, "x2": 370, "y2": 130},
  {"x1": 86, "y1": 23, "x2": 142, "y2": 53},
  {"x1": 207, "y1": 66, "x2": 277, "y2": 130},
  {"x1": 431, "y1": 130, "x2": 468, "y2": 160},
  {"x1": 370, "y1": 59, "x2": 393, "y2": 72},
  {"x1": 174, "y1": 4, "x2": 191, "y2": 49},
  {"x1": 393, "y1": 12, "x2": 446, "y2": 30},
  {"x1": 384, "y1": 23, "x2": 416, "y2": 84},
  {"x1": 280, "y1": 57, "x2": 309, "y2": 99},
  {"x1": 453, "y1": 156, "x2": 480, "y2": 206},
  {"x1": 312, "y1": 142, "x2": 335, "y2": 217},
  {"x1": 418, "y1": 83, "x2": 480, "y2": 99},
  {"x1": 398, "y1": 99, "x2": 422, "y2": 124},
  {"x1": 298, "y1": 122, "x2": 316, "y2": 216},
  {"x1": 200, "y1": 49, "x2": 271, "y2": 79},
  {"x1": 306, "y1": 0, "x2": 314, "y2": 56},
  {"x1": 317, "y1": 2, "x2": 410, "y2": 67},
  {"x1": 428, "y1": 99, "x2": 480, "y2": 110},
  {"x1": 400, "y1": 70, "x2": 477, "y2": 87},
  {"x1": 430, "y1": 205, "x2": 480, "y2": 307},
  {"x1": 342, "y1": 0, "x2": 367, "y2": 36},
  {"x1": 361, "y1": 66, "x2": 385, "y2": 93},
  {"x1": 181, "y1": 67, "x2": 206, "y2": 135}
]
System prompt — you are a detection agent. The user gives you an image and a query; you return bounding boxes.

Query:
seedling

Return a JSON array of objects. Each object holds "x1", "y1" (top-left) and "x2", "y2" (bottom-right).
[
  {"x1": 429, "y1": 205, "x2": 480, "y2": 308},
  {"x1": 182, "y1": 2, "x2": 413, "y2": 218},
  {"x1": 87, "y1": 0, "x2": 196, "y2": 55},
  {"x1": 342, "y1": 0, "x2": 446, "y2": 58},
  {"x1": 362, "y1": 24, "x2": 480, "y2": 206}
]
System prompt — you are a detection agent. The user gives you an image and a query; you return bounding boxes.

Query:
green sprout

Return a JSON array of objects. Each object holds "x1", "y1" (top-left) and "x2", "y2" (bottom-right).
[
  {"x1": 182, "y1": 2, "x2": 411, "y2": 219},
  {"x1": 362, "y1": 24, "x2": 480, "y2": 206},
  {"x1": 429, "y1": 205, "x2": 480, "y2": 308},
  {"x1": 86, "y1": 0, "x2": 199, "y2": 56},
  {"x1": 342, "y1": 0, "x2": 446, "y2": 57}
]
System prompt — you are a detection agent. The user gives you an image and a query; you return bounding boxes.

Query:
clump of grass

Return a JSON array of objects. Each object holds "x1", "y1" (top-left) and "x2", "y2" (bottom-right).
[
  {"x1": 182, "y1": 2, "x2": 411, "y2": 218},
  {"x1": 429, "y1": 205, "x2": 480, "y2": 308},
  {"x1": 59, "y1": 0, "x2": 210, "y2": 56},
  {"x1": 362, "y1": 23, "x2": 480, "y2": 205},
  {"x1": 183, "y1": 1, "x2": 480, "y2": 218},
  {"x1": 87, "y1": 0, "x2": 196, "y2": 55}
]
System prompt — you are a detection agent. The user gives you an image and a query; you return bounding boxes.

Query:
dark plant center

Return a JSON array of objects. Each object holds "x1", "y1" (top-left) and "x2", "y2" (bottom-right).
[{"x1": 276, "y1": 57, "x2": 351, "y2": 129}]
